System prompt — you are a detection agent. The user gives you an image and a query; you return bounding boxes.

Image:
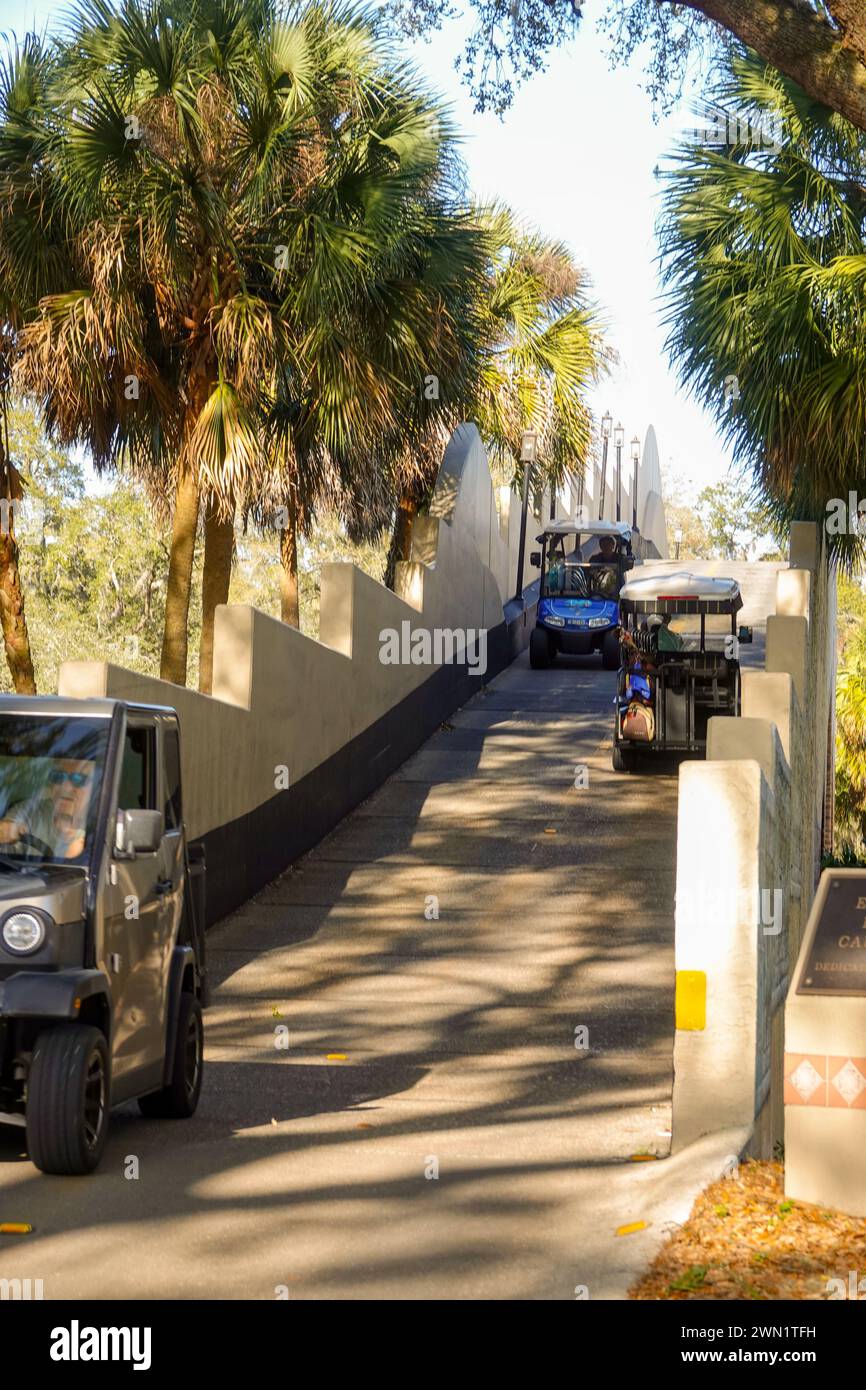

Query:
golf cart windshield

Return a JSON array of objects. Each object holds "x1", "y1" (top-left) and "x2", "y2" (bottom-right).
[
  {"x1": 639, "y1": 612, "x2": 734, "y2": 654},
  {"x1": 543, "y1": 532, "x2": 623, "y2": 599},
  {"x1": 0, "y1": 715, "x2": 110, "y2": 866}
]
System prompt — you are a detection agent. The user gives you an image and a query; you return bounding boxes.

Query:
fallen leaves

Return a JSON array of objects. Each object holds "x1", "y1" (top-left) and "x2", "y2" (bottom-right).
[{"x1": 631, "y1": 1160, "x2": 866, "y2": 1300}]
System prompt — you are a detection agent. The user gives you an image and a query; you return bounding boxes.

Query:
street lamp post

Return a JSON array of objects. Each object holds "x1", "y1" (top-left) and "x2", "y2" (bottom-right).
[
  {"x1": 614, "y1": 421, "x2": 624, "y2": 522},
  {"x1": 598, "y1": 411, "x2": 612, "y2": 521},
  {"x1": 514, "y1": 430, "x2": 538, "y2": 600},
  {"x1": 675, "y1": 527, "x2": 683, "y2": 561},
  {"x1": 630, "y1": 436, "x2": 640, "y2": 530}
]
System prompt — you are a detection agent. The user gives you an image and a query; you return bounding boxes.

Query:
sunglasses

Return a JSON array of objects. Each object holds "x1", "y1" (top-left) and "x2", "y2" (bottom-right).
[{"x1": 48, "y1": 769, "x2": 91, "y2": 788}]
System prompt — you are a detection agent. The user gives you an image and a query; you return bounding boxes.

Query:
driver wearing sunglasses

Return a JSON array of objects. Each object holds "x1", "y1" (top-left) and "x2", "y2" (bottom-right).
[{"x1": 0, "y1": 758, "x2": 96, "y2": 859}]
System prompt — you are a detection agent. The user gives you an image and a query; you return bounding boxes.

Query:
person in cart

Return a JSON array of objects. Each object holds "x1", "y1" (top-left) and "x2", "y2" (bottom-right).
[
  {"x1": 0, "y1": 757, "x2": 96, "y2": 859},
  {"x1": 649, "y1": 613, "x2": 684, "y2": 652},
  {"x1": 587, "y1": 534, "x2": 619, "y2": 564}
]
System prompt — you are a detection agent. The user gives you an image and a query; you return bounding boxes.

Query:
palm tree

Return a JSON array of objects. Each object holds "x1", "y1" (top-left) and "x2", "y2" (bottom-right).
[
  {"x1": 6, "y1": 0, "x2": 488, "y2": 689},
  {"x1": 0, "y1": 34, "x2": 60, "y2": 694},
  {"x1": 659, "y1": 50, "x2": 866, "y2": 566},
  {"x1": 382, "y1": 207, "x2": 608, "y2": 587}
]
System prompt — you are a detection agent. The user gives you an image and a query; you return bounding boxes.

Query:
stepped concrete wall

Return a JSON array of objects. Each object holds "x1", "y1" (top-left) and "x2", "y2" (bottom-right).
[
  {"x1": 58, "y1": 424, "x2": 570, "y2": 922},
  {"x1": 672, "y1": 523, "x2": 836, "y2": 1158}
]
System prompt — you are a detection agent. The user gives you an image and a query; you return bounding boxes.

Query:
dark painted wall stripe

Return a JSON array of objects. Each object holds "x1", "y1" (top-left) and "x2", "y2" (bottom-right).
[{"x1": 199, "y1": 594, "x2": 538, "y2": 927}]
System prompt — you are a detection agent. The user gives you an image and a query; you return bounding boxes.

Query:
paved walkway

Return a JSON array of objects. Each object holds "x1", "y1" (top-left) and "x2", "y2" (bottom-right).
[
  {"x1": 0, "y1": 562, "x2": 783, "y2": 1298},
  {"x1": 0, "y1": 649, "x2": 684, "y2": 1299}
]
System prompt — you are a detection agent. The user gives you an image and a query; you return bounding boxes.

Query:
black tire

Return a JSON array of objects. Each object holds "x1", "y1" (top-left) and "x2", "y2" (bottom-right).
[
  {"x1": 602, "y1": 629, "x2": 620, "y2": 670},
  {"x1": 529, "y1": 628, "x2": 552, "y2": 669},
  {"x1": 139, "y1": 992, "x2": 203, "y2": 1119},
  {"x1": 612, "y1": 743, "x2": 637, "y2": 773},
  {"x1": 26, "y1": 1025, "x2": 109, "y2": 1176}
]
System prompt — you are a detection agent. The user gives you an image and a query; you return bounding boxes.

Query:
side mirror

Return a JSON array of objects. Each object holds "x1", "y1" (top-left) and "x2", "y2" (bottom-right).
[
  {"x1": 738, "y1": 625, "x2": 753, "y2": 644},
  {"x1": 115, "y1": 808, "x2": 163, "y2": 857},
  {"x1": 529, "y1": 551, "x2": 541, "y2": 567}
]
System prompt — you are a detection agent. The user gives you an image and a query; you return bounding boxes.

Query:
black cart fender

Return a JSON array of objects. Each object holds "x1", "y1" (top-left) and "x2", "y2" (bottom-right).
[
  {"x1": 0, "y1": 968, "x2": 110, "y2": 1023},
  {"x1": 162, "y1": 945, "x2": 196, "y2": 1085}
]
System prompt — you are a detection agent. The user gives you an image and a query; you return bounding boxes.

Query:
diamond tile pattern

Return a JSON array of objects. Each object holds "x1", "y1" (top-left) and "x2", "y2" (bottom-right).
[{"x1": 785, "y1": 1053, "x2": 866, "y2": 1108}]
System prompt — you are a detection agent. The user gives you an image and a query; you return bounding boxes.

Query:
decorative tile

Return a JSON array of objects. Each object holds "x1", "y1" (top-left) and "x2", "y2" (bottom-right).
[
  {"x1": 785, "y1": 1054, "x2": 826, "y2": 1105},
  {"x1": 829, "y1": 1056, "x2": 866, "y2": 1109},
  {"x1": 785, "y1": 1053, "x2": 866, "y2": 1108}
]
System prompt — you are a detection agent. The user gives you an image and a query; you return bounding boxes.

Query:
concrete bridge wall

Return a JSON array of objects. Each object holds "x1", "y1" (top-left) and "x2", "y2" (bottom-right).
[
  {"x1": 672, "y1": 523, "x2": 836, "y2": 1159},
  {"x1": 57, "y1": 424, "x2": 574, "y2": 922}
]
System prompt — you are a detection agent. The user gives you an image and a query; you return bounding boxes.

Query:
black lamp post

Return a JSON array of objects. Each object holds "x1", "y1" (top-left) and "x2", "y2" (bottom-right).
[
  {"x1": 630, "y1": 435, "x2": 640, "y2": 530},
  {"x1": 614, "y1": 421, "x2": 624, "y2": 522},
  {"x1": 514, "y1": 430, "x2": 538, "y2": 600},
  {"x1": 598, "y1": 410, "x2": 612, "y2": 520}
]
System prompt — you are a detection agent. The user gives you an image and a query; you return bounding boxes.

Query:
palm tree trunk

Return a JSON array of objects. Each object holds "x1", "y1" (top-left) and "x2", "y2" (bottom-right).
[
  {"x1": 0, "y1": 410, "x2": 36, "y2": 694},
  {"x1": 384, "y1": 489, "x2": 418, "y2": 590},
  {"x1": 0, "y1": 526, "x2": 36, "y2": 694},
  {"x1": 199, "y1": 501, "x2": 234, "y2": 695},
  {"x1": 160, "y1": 468, "x2": 200, "y2": 686},
  {"x1": 279, "y1": 507, "x2": 299, "y2": 627}
]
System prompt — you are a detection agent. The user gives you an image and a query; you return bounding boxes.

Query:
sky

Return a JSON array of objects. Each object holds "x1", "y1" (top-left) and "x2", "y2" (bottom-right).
[{"x1": 0, "y1": 0, "x2": 738, "y2": 501}]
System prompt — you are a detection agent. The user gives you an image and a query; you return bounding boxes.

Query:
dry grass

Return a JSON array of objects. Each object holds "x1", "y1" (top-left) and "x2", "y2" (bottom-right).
[{"x1": 631, "y1": 1161, "x2": 866, "y2": 1300}]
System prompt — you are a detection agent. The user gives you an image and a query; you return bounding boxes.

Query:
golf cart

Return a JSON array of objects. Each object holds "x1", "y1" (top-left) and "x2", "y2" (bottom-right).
[
  {"x1": 612, "y1": 572, "x2": 753, "y2": 772},
  {"x1": 0, "y1": 697, "x2": 207, "y2": 1174},
  {"x1": 529, "y1": 520, "x2": 636, "y2": 669}
]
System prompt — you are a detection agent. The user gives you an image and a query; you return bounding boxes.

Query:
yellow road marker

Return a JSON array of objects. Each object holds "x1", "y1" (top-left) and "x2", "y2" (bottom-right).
[
  {"x1": 616, "y1": 1221, "x2": 649, "y2": 1237},
  {"x1": 326, "y1": 1053, "x2": 348, "y2": 1061},
  {"x1": 675, "y1": 970, "x2": 707, "y2": 1031},
  {"x1": 0, "y1": 1223, "x2": 32, "y2": 1235}
]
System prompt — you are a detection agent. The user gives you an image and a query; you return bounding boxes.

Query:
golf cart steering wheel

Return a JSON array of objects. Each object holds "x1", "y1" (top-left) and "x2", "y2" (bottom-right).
[
  {"x1": 16, "y1": 831, "x2": 54, "y2": 859},
  {"x1": 593, "y1": 566, "x2": 618, "y2": 598}
]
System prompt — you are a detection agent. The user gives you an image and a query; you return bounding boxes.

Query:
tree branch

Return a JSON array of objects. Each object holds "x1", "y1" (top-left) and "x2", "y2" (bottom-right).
[{"x1": 662, "y1": 0, "x2": 866, "y2": 132}]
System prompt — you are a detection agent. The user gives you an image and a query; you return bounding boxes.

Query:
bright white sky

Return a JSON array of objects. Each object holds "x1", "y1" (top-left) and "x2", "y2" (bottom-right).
[{"x1": 1, "y1": 0, "x2": 738, "y2": 502}]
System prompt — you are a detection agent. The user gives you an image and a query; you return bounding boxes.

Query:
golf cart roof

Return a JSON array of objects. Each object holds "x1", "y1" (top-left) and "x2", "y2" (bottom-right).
[
  {"x1": 619, "y1": 571, "x2": 743, "y2": 615},
  {"x1": 541, "y1": 520, "x2": 632, "y2": 540}
]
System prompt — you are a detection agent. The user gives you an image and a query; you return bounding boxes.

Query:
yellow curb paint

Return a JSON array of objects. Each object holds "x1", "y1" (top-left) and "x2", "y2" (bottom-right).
[
  {"x1": 543, "y1": 828, "x2": 557, "y2": 835},
  {"x1": 675, "y1": 970, "x2": 706, "y2": 1031},
  {"x1": 0, "y1": 1224, "x2": 32, "y2": 1235},
  {"x1": 616, "y1": 1221, "x2": 649, "y2": 1237},
  {"x1": 327, "y1": 1053, "x2": 348, "y2": 1061},
  {"x1": 629, "y1": 1154, "x2": 659, "y2": 1162}
]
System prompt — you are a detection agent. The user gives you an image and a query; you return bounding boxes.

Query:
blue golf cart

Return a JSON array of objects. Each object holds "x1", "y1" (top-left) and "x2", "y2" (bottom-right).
[{"x1": 529, "y1": 521, "x2": 636, "y2": 670}]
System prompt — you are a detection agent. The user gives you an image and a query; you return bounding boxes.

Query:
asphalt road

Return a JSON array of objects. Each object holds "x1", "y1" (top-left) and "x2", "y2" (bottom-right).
[{"x1": 0, "y1": 644, "x2": 689, "y2": 1300}]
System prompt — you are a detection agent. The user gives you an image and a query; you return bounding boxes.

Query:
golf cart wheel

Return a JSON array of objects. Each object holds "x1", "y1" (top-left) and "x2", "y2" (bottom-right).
[
  {"x1": 26, "y1": 1025, "x2": 109, "y2": 1176},
  {"x1": 612, "y1": 743, "x2": 637, "y2": 773},
  {"x1": 602, "y1": 629, "x2": 620, "y2": 670},
  {"x1": 530, "y1": 628, "x2": 552, "y2": 669},
  {"x1": 139, "y1": 992, "x2": 203, "y2": 1120}
]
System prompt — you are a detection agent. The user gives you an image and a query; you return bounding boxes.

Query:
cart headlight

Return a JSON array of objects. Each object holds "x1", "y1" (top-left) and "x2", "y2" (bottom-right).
[
  {"x1": 545, "y1": 615, "x2": 565, "y2": 627},
  {"x1": 2, "y1": 910, "x2": 48, "y2": 955},
  {"x1": 588, "y1": 617, "x2": 609, "y2": 628}
]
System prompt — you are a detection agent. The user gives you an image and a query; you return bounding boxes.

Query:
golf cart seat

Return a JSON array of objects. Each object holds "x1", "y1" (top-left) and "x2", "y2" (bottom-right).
[{"x1": 632, "y1": 625, "x2": 659, "y2": 656}]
